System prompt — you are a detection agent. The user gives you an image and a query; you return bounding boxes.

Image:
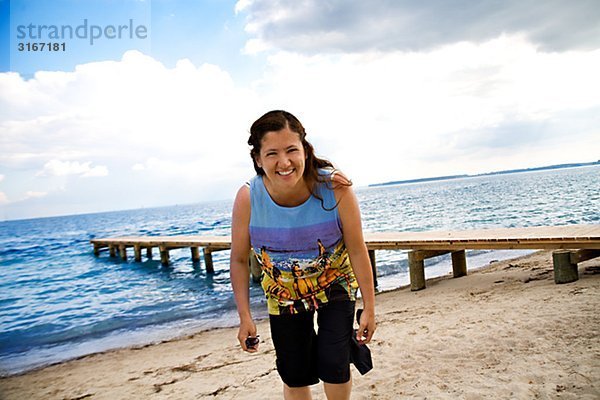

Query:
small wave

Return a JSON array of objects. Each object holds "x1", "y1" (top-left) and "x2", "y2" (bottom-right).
[{"x1": 0, "y1": 297, "x2": 20, "y2": 307}]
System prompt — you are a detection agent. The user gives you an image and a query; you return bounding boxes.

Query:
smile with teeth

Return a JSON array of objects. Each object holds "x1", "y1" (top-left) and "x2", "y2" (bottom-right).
[{"x1": 277, "y1": 169, "x2": 294, "y2": 176}]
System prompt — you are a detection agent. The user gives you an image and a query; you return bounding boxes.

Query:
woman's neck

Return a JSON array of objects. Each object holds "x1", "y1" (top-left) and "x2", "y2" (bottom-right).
[{"x1": 263, "y1": 177, "x2": 311, "y2": 207}]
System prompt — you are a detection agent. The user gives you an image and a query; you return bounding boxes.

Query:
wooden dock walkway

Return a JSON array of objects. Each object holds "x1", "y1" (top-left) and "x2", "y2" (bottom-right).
[{"x1": 91, "y1": 224, "x2": 600, "y2": 290}]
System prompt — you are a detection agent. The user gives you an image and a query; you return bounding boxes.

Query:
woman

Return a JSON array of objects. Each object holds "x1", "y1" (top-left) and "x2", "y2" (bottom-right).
[{"x1": 230, "y1": 110, "x2": 376, "y2": 400}]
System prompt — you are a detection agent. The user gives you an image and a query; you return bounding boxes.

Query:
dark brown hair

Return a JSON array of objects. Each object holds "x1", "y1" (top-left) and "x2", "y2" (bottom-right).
[{"x1": 248, "y1": 110, "x2": 349, "y2": 209}]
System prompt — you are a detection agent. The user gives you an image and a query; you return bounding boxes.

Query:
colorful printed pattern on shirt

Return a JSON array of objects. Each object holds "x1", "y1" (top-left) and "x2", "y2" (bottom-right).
[
  {"x1": 248, "y1": 172, "x2": 358, "y2": 315},
  {"x1": 254, "y1": 237, "x2": 357, "y2": 315}
]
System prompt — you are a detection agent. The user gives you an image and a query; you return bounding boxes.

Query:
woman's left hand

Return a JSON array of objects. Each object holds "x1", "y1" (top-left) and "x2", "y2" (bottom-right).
[{"x1": 357, "y1": 308, "x2": 376, "y2": 344}]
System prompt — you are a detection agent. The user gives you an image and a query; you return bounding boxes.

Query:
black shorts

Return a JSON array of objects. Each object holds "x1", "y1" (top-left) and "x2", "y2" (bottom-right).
[{"x1": 269, "y1": 300, "x2": 355, "y2": 387}]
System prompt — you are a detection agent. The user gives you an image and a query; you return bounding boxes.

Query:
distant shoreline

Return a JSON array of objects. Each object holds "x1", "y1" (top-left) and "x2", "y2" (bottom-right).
[{"x1": 369, "y1": 160, "x2": 600, "y2": 187}]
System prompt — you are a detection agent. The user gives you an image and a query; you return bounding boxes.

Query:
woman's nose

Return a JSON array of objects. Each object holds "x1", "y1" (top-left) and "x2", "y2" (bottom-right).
[{"x1": 277, "y1": 155, "x2": 291, "y2": 167}]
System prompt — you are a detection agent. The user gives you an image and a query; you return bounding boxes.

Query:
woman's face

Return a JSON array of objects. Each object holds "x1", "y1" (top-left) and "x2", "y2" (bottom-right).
[{"x1": 256, "y1": 127, "x2": 306, "y2": 193}]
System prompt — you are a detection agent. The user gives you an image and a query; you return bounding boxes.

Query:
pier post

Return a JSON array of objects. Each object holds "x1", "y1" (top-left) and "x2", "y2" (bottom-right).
[
  {"x1": 451, "y1": 250, "x2": 467, "y2": 278},
  {"x1": 146, "y1": 247, "x2": 153, "y2": 259},
  {"x1": 368, "y1": 249, "x2": 378, "y2": 288},
  {"x1": 249, "y1": 249, "x2": 261, "y2": 283},
  {"x1": 191, "y1": 247, "x2": 201, "y2": 263},
  {"x1": 408, "y1": 250, "x2": 449, "y2": 291},
  {"x1": 203, "y1": 248, "x2": 214, "y2": 273},
  {"x1": 93, "y1": 244, "x2": 101, "y2": 256},
  {"x1": 109, "y1": 245, "x2": 116, "y2": 258},
  {"x1": 408, "y1": 251, "x2": 426, "y2": 291},
  {"x1": 134, "y1": 245, "x2": 142, "y2": 262},
  {"x1": 160, "y1": 246, "x2": 170, "y2": 266},
  {"x1": 119, "y1": 245, "x2": 127, "y2": 261},
  {"x1": 552, "y1": 250, "x2": 578, "y2": 284}
]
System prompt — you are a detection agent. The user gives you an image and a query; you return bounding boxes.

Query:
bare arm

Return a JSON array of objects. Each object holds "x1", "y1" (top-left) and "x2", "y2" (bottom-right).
[
  {"x1": 335, "y1": 184, "x2": 376, "y2": 344},
  {"x1": 229, "y1": 185, "x2": 258, "y2": 352}
]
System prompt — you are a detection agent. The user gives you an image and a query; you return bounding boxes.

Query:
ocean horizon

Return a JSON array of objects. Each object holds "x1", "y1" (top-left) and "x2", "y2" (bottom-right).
[
  {"x1": 0, "y1": 165, "x2": 598, "y2": 376},
  {"x1": 2, "y1": 161, "x2": 598, "y2": 224}
]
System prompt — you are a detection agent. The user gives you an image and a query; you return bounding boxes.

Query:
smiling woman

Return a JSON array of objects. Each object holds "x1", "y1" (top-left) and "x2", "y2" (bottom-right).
[
  {"x1": 254, "y1": 125, "x2": 309, "y2": 207},
  {"x1": 247, "y1": 110, "x2": 346, "y2": 209},
  {"x1": 230, "y1": 110, "x2": 376, "y2": 400}
]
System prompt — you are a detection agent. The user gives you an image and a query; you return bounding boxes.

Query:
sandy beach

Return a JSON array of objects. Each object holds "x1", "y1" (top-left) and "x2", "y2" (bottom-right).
[{"x1": 1, "y1": 250, "x2": 598, "y2": 399}]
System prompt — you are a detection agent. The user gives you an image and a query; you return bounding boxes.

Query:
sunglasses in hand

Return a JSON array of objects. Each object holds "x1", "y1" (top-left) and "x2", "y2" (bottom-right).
[{"x1": 245, "y1": 335, "x2": 260, "y2": 349}]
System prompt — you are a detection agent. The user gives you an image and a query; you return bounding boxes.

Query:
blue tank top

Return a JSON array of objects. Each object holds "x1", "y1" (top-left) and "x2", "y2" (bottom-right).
[{"x1": 249, "y1": 169, "x2": 358, "y2": 315}]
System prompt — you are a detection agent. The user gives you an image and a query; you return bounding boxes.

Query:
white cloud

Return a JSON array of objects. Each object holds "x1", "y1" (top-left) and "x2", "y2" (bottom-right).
[
  {"x1": 24, "y1": 191, "x2": 48, "y2": 199},
  {"x1": 0, "y1": 50, "x2": 263, "y2": 218},
  {"x1": 242, "y1": 38, "x2": 270, "y2": 55},
  {"x1": 36, "y1": 160, "x2": 109, "y2": 178},
  {"x1": 0, "y1": 174, "x2": 4, "y2": 182},
  {"x1": 130, "y1": 156, "x2": 247, "y2": 184},
  {"x1": 82, "y1": 166, "x2": 109, "y2": 177},
  {"x1": 0, "y1": 192, "x2": 7, "y2": 204},
  {"x1": 0, "y1": 51, "x2": 258, "y2": 168},
  {"x1": 234, "y1": 0, "x2": 252, "y2": 14},
  {"x1": 1, "y1": 50, "x2": 261, "y2": 181}
]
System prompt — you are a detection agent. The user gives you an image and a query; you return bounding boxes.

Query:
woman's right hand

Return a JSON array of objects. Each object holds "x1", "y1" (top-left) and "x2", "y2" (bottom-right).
[{"x1": 237, "y1": 319, "x2": 258, "y2": 352}]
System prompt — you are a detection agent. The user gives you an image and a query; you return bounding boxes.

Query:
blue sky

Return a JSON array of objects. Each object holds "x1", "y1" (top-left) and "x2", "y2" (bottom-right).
[
  {"x1": 3, "y1": 0, "x2": 259, "y2": 80},
  {"x1": 1, "y1": 0, "x2": 599, "y2": 220}
]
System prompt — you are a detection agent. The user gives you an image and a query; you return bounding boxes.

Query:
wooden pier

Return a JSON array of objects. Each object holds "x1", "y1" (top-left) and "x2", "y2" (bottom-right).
[
  {"x1": 91, "y1": 224, "x2": 600, "y2": 290},
  {"x1": 91, "y1": 235, "x2": 230, "y2": 273}
]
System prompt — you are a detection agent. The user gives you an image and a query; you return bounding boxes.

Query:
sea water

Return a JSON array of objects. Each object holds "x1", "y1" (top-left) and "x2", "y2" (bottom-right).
[{"x1": 0, "y1": 165, "x2": 598, "y2": 376}]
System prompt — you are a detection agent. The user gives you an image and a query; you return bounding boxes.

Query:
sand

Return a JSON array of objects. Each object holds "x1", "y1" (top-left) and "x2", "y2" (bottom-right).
[{"x1": 1, "y1": 250, "x2": 598, "y2": 399}]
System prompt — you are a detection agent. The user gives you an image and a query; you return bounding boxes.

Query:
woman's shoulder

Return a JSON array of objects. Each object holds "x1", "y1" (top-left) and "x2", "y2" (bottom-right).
[
  {"x1": 235, "y1": 184, "x2": 250, "y2": 201},
  {"x1": 236, "y1": 176, "x2": 258, "y2": 202}
]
